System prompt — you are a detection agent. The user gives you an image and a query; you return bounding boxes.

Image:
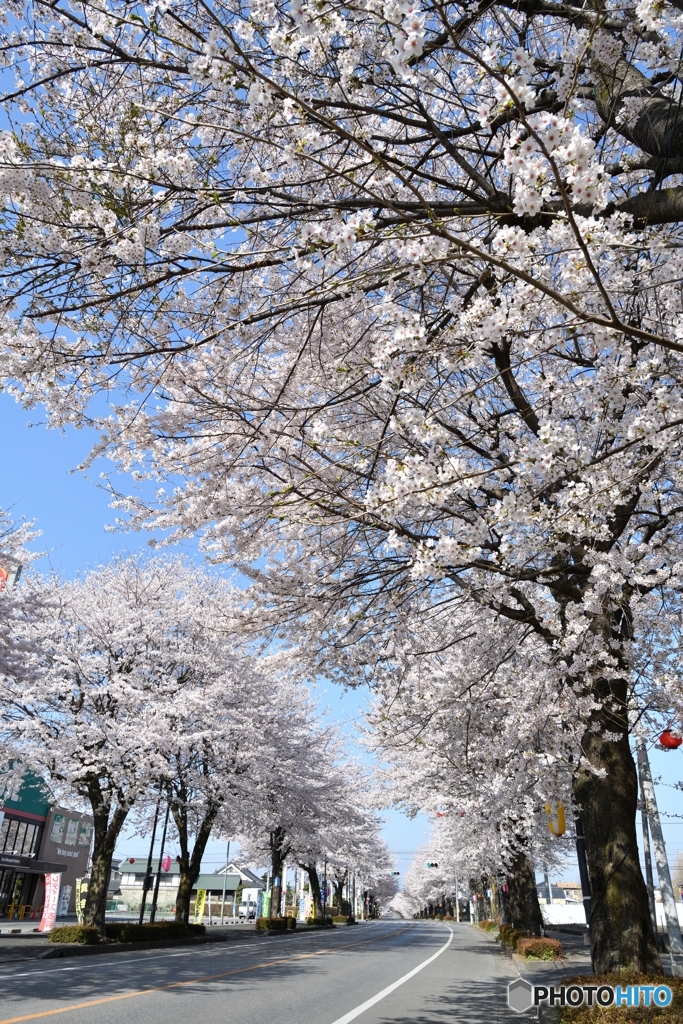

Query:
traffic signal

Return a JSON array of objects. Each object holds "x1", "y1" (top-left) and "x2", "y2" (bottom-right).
[
  {"x1": 389, "y1": 871, "x2": 400, "y2": 875},
  {"x1": 425, "y1": 862, "x2": 439, "y2": 868}
]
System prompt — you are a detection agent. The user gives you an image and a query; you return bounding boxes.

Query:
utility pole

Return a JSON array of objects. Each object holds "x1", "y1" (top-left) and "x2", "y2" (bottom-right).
[
  {"x1": 149, "y1": 799, "x2": 170, "y2": 924},
  {"x1": 640, "y1": 798, "x2": 658, "y2": 937},
  {"x1": 544, "y1": 866, "x2": 553, "y2": 906},
  {"x1": 454, "y1": 870, "x2": 460, "y2": 923},
  {"x1": 636, "y1": 737, "x2": 683, "y2": 955},
  {"x1": 139, "y1": 797, "x2": 160, "y2": 925},
  {"x1": 220, "y1": 840, "x2": 230, "y2": 926}
]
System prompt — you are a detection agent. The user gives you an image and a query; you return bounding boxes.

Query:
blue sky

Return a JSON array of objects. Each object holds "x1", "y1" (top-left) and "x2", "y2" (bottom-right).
[{"x1": 2, "y1": 391, "x2": 682, "y2": 888}]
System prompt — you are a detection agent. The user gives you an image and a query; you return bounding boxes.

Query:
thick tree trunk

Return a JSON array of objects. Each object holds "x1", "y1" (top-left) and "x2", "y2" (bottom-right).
[
  {"x1": 574, "y1": 703, "x2": 661, "y2": 974},
  {"x1": 299, "y1": 861, "x2": 323, "y2": 918},
  {"x1": 268, "y1": 826, "x2": 290, "y2": 920},
  {"x1": 506, "y1": 852, "x2": 544, "y2": 936},
  {"x1": 333, "y1": 869, "x2": 348, "y2": 914},
  {"x1": 83, "y1": 788, "x2": 128, "y2": 936},
  {"x1": 172, "y1": 800, "x2": 219, "y2": 925}
]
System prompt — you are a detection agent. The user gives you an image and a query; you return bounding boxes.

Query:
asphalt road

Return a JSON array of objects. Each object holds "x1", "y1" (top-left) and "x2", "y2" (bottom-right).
[{"x1": 0, "y1": 921, "x2": 520, "y2": 1024}]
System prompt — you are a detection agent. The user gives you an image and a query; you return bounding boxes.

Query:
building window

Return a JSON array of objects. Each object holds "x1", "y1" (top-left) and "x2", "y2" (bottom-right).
[
  {"x1": 0, "y1": 818, "x2": 41, "y2": 856},
  {"x1": 3, "y1": 819, "x2": 19, "y2": 853}
]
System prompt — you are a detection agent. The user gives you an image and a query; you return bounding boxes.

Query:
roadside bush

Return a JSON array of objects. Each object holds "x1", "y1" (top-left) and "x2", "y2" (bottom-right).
[
  {"x1": 498, "y1": 925, "x2": 525, "y2": 949},
  {"x1": 306, "y1": 916, "x2": 334, "y2": 926},
  {"x1": 255, "y1": 917, "x2": 296, "y2": 930},
  {"x1": 104, "y1": 922, "x2": 205, "y2": 942},
  {"x1": 333, "y1": 915, "x2": 356, "y2": 924},
  {"x1": 478, "y1": 920, "x2": 497, "y2": 931},
  {"x1": 516, "y1": 937, "x2": 564, "y2": 960},
  {"x1": 48, "y1": 925, "x2": 100, "y2": 944},
  {"x1": 560, "y1": 974, "x2": 682, "y2": 1024}
]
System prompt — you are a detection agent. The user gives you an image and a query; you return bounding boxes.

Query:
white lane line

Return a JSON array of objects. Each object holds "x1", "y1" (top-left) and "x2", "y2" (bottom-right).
[{"x1": 329, "y1": 926, "x2": 453, "y2": 1024}]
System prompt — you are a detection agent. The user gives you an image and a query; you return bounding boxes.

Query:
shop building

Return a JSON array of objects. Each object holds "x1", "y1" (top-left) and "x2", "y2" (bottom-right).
[{"x1": 0, "y1": 771, "x2": 93, "y2": 919}]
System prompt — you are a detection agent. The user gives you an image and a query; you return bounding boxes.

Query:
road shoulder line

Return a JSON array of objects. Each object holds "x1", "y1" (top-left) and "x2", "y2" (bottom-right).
[{"x1": 329, "y1": 925, "x2": 454, "y2": 1024}]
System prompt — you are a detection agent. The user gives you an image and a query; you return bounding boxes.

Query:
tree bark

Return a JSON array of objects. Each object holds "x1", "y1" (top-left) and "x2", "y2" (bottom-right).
[
  {"x1": 505, "y1": 852, "x2": 544, "y2": 936},
  {"x1": 299, "y1": 861, "x2": 323, "y2": 918},
  {"x1": 574, "y1": 689, "x2": 661, "y2": 974},
  {"x1": 82, "y1": 784, "x2": 129, "y2": 936}
]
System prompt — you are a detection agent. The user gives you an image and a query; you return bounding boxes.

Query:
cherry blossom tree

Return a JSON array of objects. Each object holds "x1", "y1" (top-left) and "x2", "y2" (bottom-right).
[
  {"x1": 363, "y1": 601, "x2": 581, "y2": 933},
  {"x1": 0, "y1": 554, "x2": 269, "y2": 933},
  {"x1": 237, "y1": 727, "x2": 391, "y2": 919},
  {"x1": 124, "y1": 576, "x2": 299, "y2": 925},
  {"x1": 3, "y1": 0, "x2": 683, "y2": 970}
]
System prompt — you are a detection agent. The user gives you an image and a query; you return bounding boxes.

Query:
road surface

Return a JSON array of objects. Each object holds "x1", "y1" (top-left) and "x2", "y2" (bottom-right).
[{"x1": 0, "y1": 921, "x2": 520, "y2": 1024}]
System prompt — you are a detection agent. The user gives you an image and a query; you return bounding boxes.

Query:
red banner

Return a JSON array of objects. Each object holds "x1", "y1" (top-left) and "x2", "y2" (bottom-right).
[{"x1": 39, "y1": 873, "x2": 62, "y2": 932}]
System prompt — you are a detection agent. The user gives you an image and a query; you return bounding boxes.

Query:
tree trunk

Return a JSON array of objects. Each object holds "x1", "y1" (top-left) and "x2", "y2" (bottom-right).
[
  {"x1": 172, "y1": 799, "x2": 219, "y2": 925},
  {"x1": 506, "y1": 851, "x2": 544, "y2": 936},
  {"x1": 299, "y1": 861, "x2": 323, "y2": 918},
  {"x1": 269, "y1": 826, "x2": 290, "y2": 920},
  {"x1": 574, "y1": 701, "x2": 661, "y2": 974},
  {"x1": 333, "y1": 869, "x2": 348, "y2": 914},
  {"x1": 82, "y1": 787, "x2": 129, "y2": 936}
]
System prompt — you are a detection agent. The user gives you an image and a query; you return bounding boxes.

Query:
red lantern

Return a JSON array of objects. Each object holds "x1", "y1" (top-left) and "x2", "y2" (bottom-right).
[{"x1": 659, "y1": 730, "x2": 683, "y2": 749}]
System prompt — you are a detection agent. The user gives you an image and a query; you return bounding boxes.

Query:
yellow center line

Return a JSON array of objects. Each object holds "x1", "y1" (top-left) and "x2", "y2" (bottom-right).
[{"x1": 0, "y1": 924, "x2": 413, "y2": 1024}]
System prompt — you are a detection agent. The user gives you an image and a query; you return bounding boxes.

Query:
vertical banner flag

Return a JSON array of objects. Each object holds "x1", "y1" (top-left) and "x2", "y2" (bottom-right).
[
  {"x1": 194, "y1": 889, "x2": 207, "y2": 924},
  {"x1": 57, "y1": 885, "x2": 72, "y2": 918},
  {"x1": 75, "y1": 878, "x2": 89, "y2": 924},
  {"x1": 39, "y1": 873, "x2": 62, "y2": 932}
]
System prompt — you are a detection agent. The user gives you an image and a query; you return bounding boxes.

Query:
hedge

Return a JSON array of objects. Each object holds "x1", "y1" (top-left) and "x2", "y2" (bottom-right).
[
  {"x1": 48, "y1": 925, "x2": 100, "y2": 944},
  {"x1": 498, "y1": 924, "x2": 525, "y2": 949},
  {"x1": 332, "y1": 915, "x2": 356, "y2": 924},
  {"x1": 516, "y1": 937, "x2": 564, "y2": 960},
  {"x1": 478, "y1": 920, "x2": 497, "y2": 931},
  {"x1": 306, "y1": 916, "x2": 334, "y2": 926},
  {"x1": 255, "y1": 917, "x2": 296, "y2": 930},
  {"x1": 105, "y1": 922, "x2": 206, "y2": 942}
]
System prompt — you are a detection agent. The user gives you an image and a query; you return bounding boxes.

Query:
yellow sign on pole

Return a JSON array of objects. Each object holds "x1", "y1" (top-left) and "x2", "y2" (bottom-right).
[
  {"x1": 194, "y1": 889, "x2": 207, "y2": 923},
  {"x1": 545, "y1": 800, "x2": 566, "y2": 837},
  {"x1": 75, "y1": 878, "x2": 88, "y2": 925}
]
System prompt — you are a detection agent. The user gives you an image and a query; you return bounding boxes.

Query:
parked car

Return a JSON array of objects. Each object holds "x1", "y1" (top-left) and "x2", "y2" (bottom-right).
[
  {"x1": 238, "y1": 899, "x2": 258, "y2": 920},
  {"x1": 238, "y1": 887, "x2": 262, "y2": 920}
]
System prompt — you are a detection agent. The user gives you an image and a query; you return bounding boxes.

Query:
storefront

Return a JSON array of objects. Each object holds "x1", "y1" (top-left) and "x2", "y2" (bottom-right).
[
  {"x1": 0, "y1": 769, "x2": 93, "y2": 919},
  {"x1": 0, "y1": 852, "x2": 67, "y2": 920}
]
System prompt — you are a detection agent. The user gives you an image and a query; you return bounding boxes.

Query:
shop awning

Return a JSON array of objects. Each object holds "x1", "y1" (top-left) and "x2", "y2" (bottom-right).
[{"x1": 0, "y1": 852, "x2": 68, "y2": 874}]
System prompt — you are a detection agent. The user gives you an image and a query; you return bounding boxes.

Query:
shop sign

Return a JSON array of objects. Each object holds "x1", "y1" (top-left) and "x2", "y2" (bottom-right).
[
  {"x1": 75, "y1": 877, "x2": 88, "y2": 924},
  {"x1": 194, "y1": 889, "x2": 207, "y2": 923},
  {"x1": 39, "y1": 873, "x2": 62, "y2": 932}
]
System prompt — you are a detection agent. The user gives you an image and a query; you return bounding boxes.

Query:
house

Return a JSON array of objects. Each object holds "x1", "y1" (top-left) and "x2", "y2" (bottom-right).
[
  {"x1": 0, "y1": 770, "x2": 93, "y2": 918},
  {"x1": 537, "y1": 881, "x2": 569, "y2": 904},
  {"x1": 221, "y1": 863, "x2": 264, "y2": 889},
  {"x1": 117, "y1": 856, "x2": 241, "y2": 914},
  {"x1": 557, "y1": 881, "x2": 583, "y2": 903}
]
